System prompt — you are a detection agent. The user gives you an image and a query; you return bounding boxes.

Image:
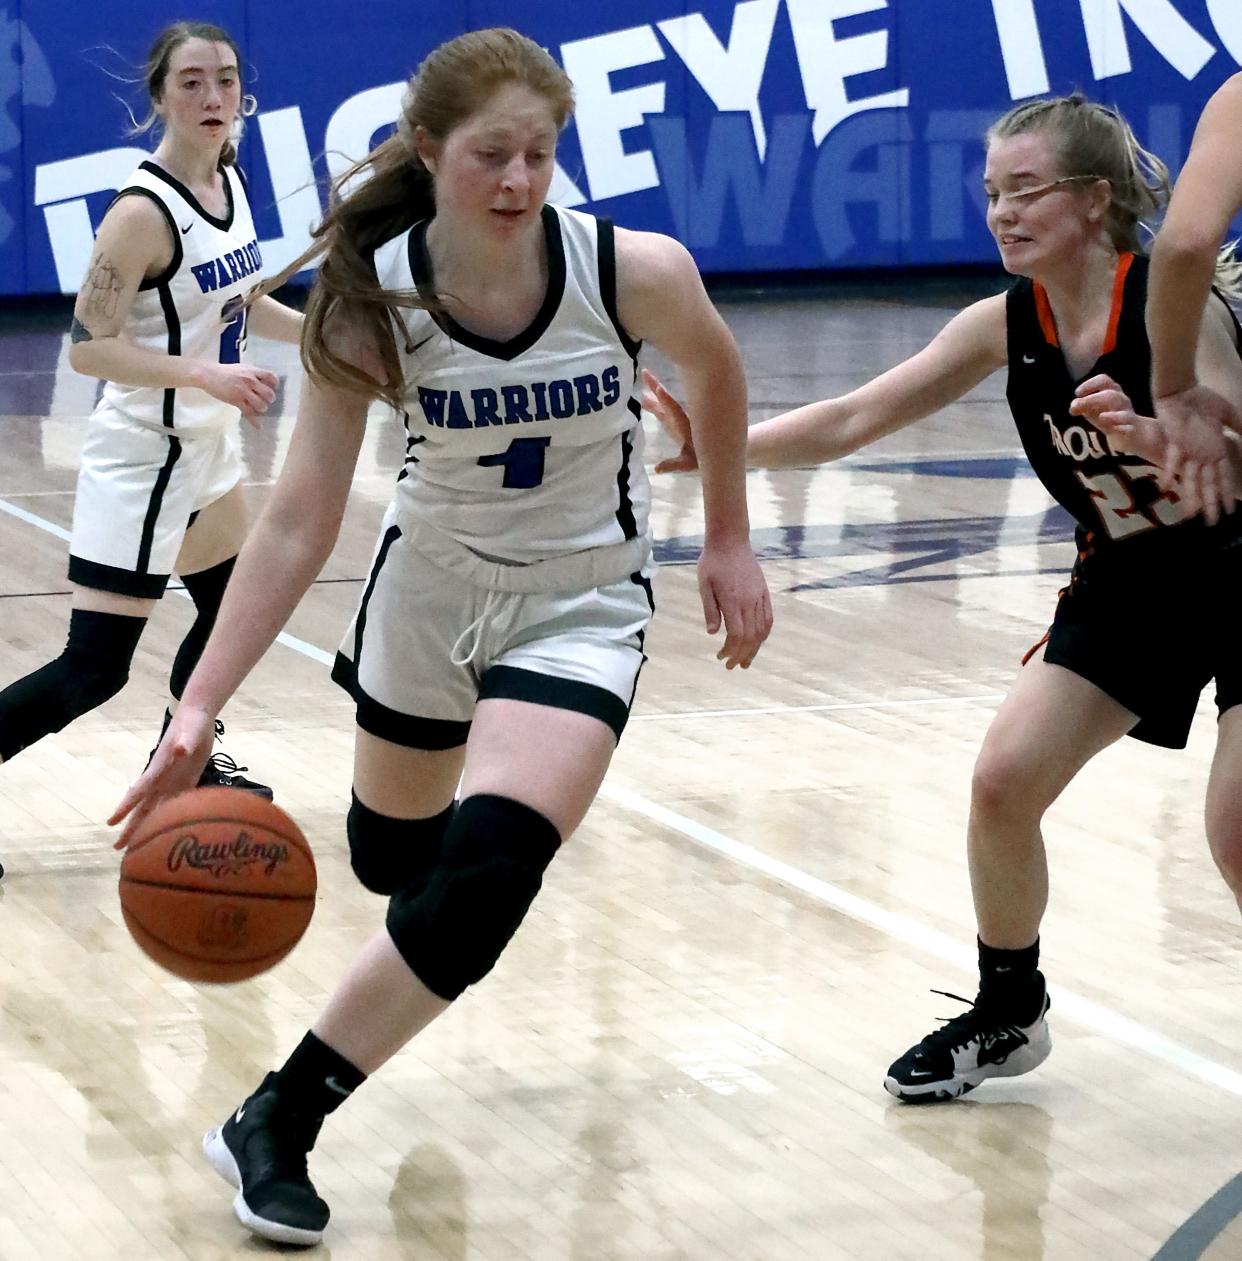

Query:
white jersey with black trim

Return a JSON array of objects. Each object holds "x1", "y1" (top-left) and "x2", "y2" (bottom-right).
[
  {"x1": 374, "y1": 204, "x2": 650, "y2": 563},
  {"x1": 99, "y1": 160, "x2": 262, "y2": 435}
]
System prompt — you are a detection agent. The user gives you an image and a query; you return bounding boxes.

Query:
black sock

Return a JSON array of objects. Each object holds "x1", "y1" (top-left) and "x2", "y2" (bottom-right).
[
  {"x1": 977, "y1": 936, "x2": 1044, "y2": 1021},
  {"x1": 268, "y1": 1031, "x2": 367, "y2": 1120}
]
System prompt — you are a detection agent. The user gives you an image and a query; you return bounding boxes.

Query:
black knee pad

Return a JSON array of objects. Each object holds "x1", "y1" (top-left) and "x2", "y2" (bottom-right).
[
  {"x1": 0, "y1": 609, "x2": 143, "y2": 760},
  {"x1": 346, "y1": 792, "x2": 455, "y2": 896},
  {"x1": 385, "y1": 793, "x2": 561, "y2": 1000}
]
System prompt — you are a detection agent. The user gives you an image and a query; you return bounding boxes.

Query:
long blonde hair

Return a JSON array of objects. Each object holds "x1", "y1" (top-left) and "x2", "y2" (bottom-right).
[
  {"x1": 259, "y1": 28, "x2": 574, "y2": 409},
  {"x1": 987, "y1": 93, "x2": 1242, "y2": 299}
]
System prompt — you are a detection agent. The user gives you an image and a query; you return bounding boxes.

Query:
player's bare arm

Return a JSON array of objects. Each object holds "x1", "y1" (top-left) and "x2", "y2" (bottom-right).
[
  {"x1": 69, "y1": 196, "x2": 279, "y2": 416},
  {"x1": 246, "y1": 293, "x2": 305, "y2": 345},
  {"x1": 645, "y1": 293, "x2": 1007, "y2": 472},
  {"x1": 67, "y1": 196, "x2": 167, "y2": 364},
  {"x1": 1149, "y1": 73, "x2": 1242, "y2": 403},
  {"x1": 614, "y1": 227, "x2": 772, "y2": 668}
]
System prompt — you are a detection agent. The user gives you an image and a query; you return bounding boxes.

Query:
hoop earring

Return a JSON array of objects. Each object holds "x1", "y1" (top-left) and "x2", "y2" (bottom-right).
[{"x1": 241, "y1": 94, "x2": 258, "y2": 118}]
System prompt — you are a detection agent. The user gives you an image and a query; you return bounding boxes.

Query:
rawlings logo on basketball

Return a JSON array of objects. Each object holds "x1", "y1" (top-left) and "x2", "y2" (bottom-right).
[{"x1": 167, "y1": 830, "x2": 289, "y2": 878}]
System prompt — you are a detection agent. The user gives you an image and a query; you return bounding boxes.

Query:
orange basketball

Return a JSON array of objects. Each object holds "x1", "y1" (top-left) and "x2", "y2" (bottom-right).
[{"x1": 118, "y1": 786, "x2": 317, "y2": 983}]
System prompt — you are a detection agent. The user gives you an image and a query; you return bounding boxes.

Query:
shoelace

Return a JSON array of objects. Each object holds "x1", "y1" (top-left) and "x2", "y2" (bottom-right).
[
  {"x1": 204, "y1": 721, "x2": 253, "y2": 781},
  {"x1": 919, "y1": 989, "x2": 1029, "y2": 1056},
  {"x1": 204, "y1": 750, "x2": 251, "y2": 779}
]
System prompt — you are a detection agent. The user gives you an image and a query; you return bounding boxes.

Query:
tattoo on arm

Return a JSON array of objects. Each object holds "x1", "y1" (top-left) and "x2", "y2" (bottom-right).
[
  {"x1": 70, "y1": 317, "x2": 94, "y2": 344},
  {"x1": 84, "y1": 253, "x2": 123, "y2": 321}
]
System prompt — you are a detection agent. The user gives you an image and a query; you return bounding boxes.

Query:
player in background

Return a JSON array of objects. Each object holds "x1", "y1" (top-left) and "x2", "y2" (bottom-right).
[
  {"x1": 645, "y1": 93, "x2": 1242, "y2": 1103},
  {"x1": 0, "y1": 21, "x2": 303, "y2": 842}
]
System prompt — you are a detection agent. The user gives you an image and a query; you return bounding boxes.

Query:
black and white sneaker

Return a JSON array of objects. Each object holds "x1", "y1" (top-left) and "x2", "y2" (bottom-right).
[
  {"x1": 884, "y1": 985, "x2": 1052, "y2": 1102},
  {"x1": 196, "y1": 720, "x2": 274, "y2": 800},
  {"x1": 203, "y1": 1073, "x2": 329, "y2": 1246}
]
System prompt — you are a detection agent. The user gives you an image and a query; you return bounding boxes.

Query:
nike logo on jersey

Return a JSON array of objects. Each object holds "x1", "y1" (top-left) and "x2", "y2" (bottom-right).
[
  {"x1": 416, "y1": 366, "x2": 623, "y2": 430},
  {"x1": 1023, "y1": 354, "x2": 1036, "y2": 364},
  {"x1": 234, "y1": 1106, "x2": 246, "y2": 1123},
  {"x1": 406, "y1": 333, "x2": 434, "y2": 355},
  {"x1": 180, "y1": 222, "x2": 193, "y2": 234}
]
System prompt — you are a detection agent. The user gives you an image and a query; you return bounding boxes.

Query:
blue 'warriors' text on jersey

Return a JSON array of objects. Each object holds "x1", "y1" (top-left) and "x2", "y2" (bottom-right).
[
  {"x1": 373, "y1": 204, "x2": 649, "y2": 563},
  {"x1": 1006, "y1": 251, "x2": 1242, "y2": 557},
  {"x1": 101, "y1": 160, "x2": 261, "y2": 435}
]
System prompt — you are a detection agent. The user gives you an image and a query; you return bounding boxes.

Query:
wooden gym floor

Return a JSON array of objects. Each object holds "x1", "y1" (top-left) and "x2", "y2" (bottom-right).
[{"x1": 0, "y1": 278, "x2": 1239, "y2": 1259}]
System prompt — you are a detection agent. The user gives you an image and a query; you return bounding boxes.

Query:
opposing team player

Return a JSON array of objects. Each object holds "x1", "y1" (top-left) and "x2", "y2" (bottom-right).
[
  {"x1": 646, "y1": 93, "x2": 1242, "y2": 1102},
  {"x1": 0, "y1": 21, "x2": 302, "y2": 820},
  {"x1": 112, "y1": 27, "x2": 771, "y2": 1244}
]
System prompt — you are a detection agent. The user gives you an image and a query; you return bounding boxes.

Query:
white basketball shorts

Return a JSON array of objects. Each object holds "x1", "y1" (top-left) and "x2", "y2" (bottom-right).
[
  {"x1": 68, "y1": 404, "x2": 242, "y2": 599},
  {"x1": 332, "y1": 509, "x2": 656, "y2": 748}
]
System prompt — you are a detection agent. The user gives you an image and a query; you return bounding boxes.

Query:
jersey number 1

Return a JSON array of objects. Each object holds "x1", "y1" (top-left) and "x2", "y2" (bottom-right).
[{"x1": 477, "y1": 436, "x2": 551, "y2": 489}]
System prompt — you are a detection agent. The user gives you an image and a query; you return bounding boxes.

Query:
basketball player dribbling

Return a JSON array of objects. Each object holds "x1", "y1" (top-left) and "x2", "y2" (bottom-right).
[{"x1": 112, "y1": 27, "x2": 771, "y2": 1245}]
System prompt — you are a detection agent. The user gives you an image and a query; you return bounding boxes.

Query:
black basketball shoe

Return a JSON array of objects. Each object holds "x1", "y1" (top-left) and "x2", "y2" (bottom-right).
[
  {"x1": 196, "y1": 720, "x2": 273, "y2": 800},
  {"x1": 884, "y1": 983, "x2": 1051, "y2": 1102},
  {"x1": 202, "y1": 1073, "x2": 329, "y2": 1246}
]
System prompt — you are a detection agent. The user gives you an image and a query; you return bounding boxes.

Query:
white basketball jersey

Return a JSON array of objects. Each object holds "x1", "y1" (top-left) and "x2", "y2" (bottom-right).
[
  {"x1": 375, "y1": 205, "x2": 650, "y2": 563},
  {"x1": 100, "y1": 161, "x2": 262, "y2": 435}
]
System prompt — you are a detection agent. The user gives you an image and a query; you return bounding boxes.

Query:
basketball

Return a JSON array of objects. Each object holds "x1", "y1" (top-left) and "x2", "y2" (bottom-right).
[{"x1": 118, "y1": 787, "x2": 317, "y2": 983}]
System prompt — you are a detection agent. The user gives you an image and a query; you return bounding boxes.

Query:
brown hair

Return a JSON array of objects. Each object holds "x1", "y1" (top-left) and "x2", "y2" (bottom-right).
[
  {"x1": 259, "y1": 27, "x2": 574, "y2": 409},
  {"x1": 987, "y1": 93, "x2": 1241, "y2": 298},
  {"x1": 129, "y1": 22, "x2": 250, "y2": 166}
]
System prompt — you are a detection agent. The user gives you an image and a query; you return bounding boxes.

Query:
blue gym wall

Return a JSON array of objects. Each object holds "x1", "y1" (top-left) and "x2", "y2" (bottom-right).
[{"x1": 2, "y1": 0, "x2": 1240, "y2": 295}]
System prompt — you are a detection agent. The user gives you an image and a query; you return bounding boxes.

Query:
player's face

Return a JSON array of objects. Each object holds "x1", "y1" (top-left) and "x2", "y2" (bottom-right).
[
  {"x1": 984, "y1": 132, "x2": 1094, "y2": 277},
  {"x1": 426, "y1": 83, "x2": 560, "y2": 237},
  {"x1": 157, "y1": 39, "x2": 241, "y2": 157}
]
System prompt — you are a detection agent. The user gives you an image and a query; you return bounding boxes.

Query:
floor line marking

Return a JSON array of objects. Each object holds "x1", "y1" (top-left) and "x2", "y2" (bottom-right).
[
  {"x1": 0, "y1": 497, "x2": 333, "y2": 666},
  {"x1": 630, "y1": 695, "x2": 1005, "y2": 722},
  {"x1": 599, "y1": 782, "x2": 1242, "y2": 1100}
]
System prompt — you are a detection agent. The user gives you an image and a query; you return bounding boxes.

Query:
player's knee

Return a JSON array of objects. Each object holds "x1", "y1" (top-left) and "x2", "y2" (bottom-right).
[
  {"x1": 60, "y1": 610, "x2": 142, "y2": 717},
  {"x1": 385, "y1": 793, "x2": 561, "y2": 1000},
  {"x1": 970, "y1": 739, "x2": 1043, "y2": 825},
  {"x1": 72, "y1": 653, "x2": 132, "y2": 712},
  {"x1": 346, "y1": 792, "x2": 454, "y2": 896},
  {"x1": 0, "y1": 610, "x2": 142, "y2": 760}
]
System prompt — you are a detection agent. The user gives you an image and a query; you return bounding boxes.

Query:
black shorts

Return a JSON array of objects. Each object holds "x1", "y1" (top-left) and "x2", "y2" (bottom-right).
[{"x1": 1033, "y1": 536, "x2": 1242, "y2": 749}]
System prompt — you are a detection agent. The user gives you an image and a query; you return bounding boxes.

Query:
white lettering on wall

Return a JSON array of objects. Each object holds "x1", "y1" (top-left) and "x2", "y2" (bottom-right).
[
  {"x1": 785, "y1": 0, "x2": 909, "y2": 145},
  {"x1": 990, "y1": 0, "x2": 1050, "y2": 99},
  {"x1": 1079, "y1": 0, "x2": 1214, "y2": 81},
  {"x1": 1205, "y1": 0, "x2": 1242, "y2": 64},
  {"x1": 657, "y1": 1, "x2": 780, "y2": 157},
  {"x1": 254, "y1": 107, "x2": 321, "y2": 275},
  {"x1": 561, "y1": 25, "x2": 667, "y2": 201}
]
